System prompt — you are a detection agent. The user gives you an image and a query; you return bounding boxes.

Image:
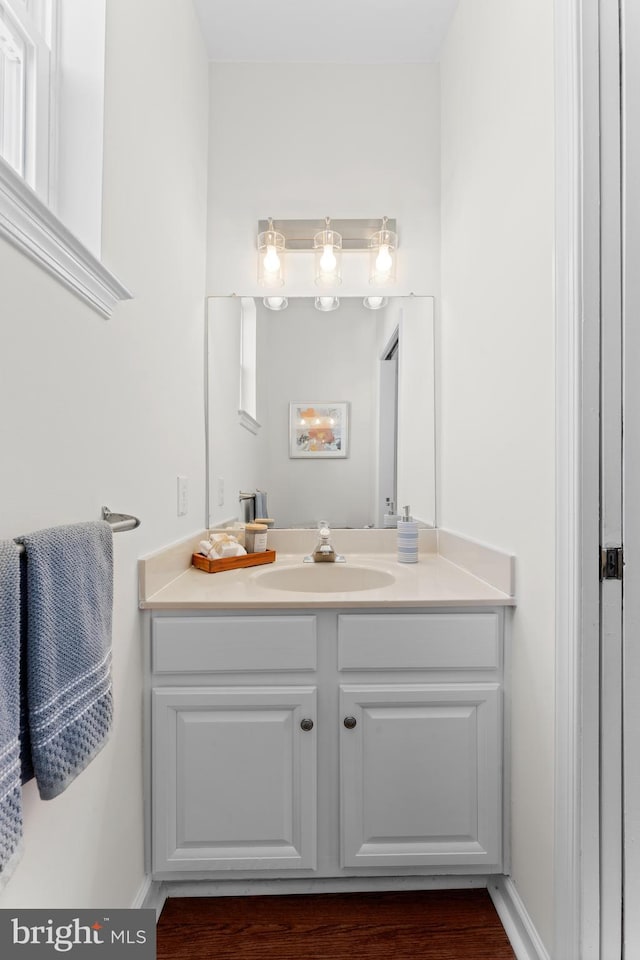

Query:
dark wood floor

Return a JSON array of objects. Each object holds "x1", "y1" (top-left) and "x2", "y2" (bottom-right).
[{"x1": 157, "y1": 890, "x2": 516, "y2": 960}]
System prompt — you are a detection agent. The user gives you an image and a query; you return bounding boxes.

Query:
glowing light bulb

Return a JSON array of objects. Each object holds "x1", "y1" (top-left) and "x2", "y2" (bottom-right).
[
  {"x1": 263, "y1": 244, "x2": 281, "y2": 273},
  {"x1": 375, "y1": 244, "x2": 393, "y2": 274},
  {"x1": 319, "y1": 243, "x2": 337, "y2": 273},
  {"x1": 315, "y1": 295, "x2": 340, "y2": 311},
  {"x1": 368, "y1": 297, "x2": 384, "y2": 308}
]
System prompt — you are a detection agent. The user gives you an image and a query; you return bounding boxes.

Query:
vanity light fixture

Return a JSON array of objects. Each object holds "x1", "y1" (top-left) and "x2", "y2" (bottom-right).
[
  {"x1": 256, "y1": 218, "x2": 398, "y2": 287},
  {"x1": 257, "y1": 217, "x2": 285, "y2": 287},
  {"x1": 363, "y1": 296, "x2": 388, "y2": 310},
  {"x1": 369, "y1": 216, "x2": 398, "y2": 286},
  {"x1": 263, "y1": 296, "x2": 288, "y2": 311},
  {"x1": 315, "y1": 296, "x2": 340, "y2": 312},
  {"x1": 314, "y1": 217, "x2": 342, "y2": 286}
]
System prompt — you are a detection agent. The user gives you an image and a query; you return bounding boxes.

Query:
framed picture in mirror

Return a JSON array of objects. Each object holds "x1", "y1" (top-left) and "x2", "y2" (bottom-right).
[{"x1": 289, "y1": 401, "x2": 349, "y2": 458}]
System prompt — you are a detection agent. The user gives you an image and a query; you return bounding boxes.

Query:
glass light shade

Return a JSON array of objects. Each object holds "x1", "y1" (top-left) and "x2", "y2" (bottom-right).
[
  {"x1": 314, "y1": 296, "x2": 340, "y2": 312},
  {"x1": 257, "y1": 228, "x2": 285, "y2": 287},
  {"x1": 363, "y1": 296, "x2": 388, "y2": 310},
  {"x1": 313, "y1": 228, "x2": 342, "y2": 286},
  {"x1": 263, "y1": 296, "x2": 288, "y2": 311},
  {"x1": 369, "y1": 227, "x2": 397, "y2": 285}
]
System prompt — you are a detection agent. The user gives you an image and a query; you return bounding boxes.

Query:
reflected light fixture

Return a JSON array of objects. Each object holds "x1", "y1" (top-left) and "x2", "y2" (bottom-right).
[
  {"x1": 314, "y1": 296, "x2": 340, "y2": 312},
  {"x1": 263, "y1": 296, "x2": 288, "y2": 311},
  {"x1": 363, "y1": 296, "x2": 388, "y2": 310},
  {"x1": 314, "y1": 217, "x2": 342, "y2": 286},
  {"x1": 369, "y1": 216, "x2": 397, "y2": 286},
  {"x1": 257, "y1": 217, "x2": 285, "y2": 287}
]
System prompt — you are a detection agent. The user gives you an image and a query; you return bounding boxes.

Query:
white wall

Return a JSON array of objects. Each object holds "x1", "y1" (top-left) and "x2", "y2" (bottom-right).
[
  {"x1": 207, "y1": 297, "x2": 267, "y2": 527},
  {"x1": 439, "y1": 0, "x2": 555, "y2": 950},
  {"x1": 206, "y1": 62, "x2": 440, "y2": 299},
  {"x1": 205, "y1": 62, "x2": 440, "y2": 531},
  {"x1": 380, "y1": 297, "x2": 436, "y2": 526},
  {"x1": 260, "y1": 299, "x2": 378, "y2": 528},
  {"x1": 0, "y1": 0, "x2": 208, "y2": 908}
]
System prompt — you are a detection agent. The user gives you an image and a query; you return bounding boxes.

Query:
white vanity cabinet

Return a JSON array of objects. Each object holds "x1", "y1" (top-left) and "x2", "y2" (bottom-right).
[
  {"x1": 150, "y1": 615, "x2": 318, "y2": 874},
  {"x1": 148, "y1": 608, "x2": 505, "y2": 881},
  {"x1": 152, "y1": 685, "x2": 317, "y2": 873},
  {"x1": 340, "y1": 683, "x2": 501, "y2": 868},
  {"x1": 337, "y1": 613, "x2": 502, "y2": 870}
]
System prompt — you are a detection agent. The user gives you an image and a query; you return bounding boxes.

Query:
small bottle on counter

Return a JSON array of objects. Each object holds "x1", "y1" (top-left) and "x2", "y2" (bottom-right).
[
  {"x1": 383, "y1": 498, "x2": 399, "y2": 528},
  {"x1": 397, "y1": 506, "x2": 418, "y2": 563},
  {"x1": 245, "y1": 522, "x2": 268, "y2": 553}
]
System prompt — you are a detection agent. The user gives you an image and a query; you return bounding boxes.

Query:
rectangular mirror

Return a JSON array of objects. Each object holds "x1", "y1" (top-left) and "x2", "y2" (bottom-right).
[{"x1": 206, "y1": 296, "x2": 435, "y2": 529}]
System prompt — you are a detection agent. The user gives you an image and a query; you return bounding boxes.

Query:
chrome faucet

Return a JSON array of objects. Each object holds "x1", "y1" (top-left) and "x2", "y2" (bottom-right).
[{"x1": 304, "y1": 521, "x2": 346, "y2": 563}]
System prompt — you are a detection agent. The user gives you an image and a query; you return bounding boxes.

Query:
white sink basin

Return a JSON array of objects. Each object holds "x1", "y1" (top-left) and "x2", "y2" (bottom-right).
[{"x1": 254, "y1": 564, "x2": 396, "y2": 593}]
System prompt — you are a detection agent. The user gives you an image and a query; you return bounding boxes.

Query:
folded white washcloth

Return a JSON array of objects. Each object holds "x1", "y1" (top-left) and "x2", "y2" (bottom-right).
[
  {"x1": 217, "y1": 542, "x2": 247, "y2": 558},
  {"x1": 199, "y1": 535, "x2": 247, "y2": 559},
  {"x1": 198, "y1": 540, "x2": 215, "y2": 558}
]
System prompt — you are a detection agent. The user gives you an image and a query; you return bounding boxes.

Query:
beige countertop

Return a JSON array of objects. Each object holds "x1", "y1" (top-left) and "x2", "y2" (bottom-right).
[{"x1": 139, "y1": 530, "x2": 516, "y2": 610}]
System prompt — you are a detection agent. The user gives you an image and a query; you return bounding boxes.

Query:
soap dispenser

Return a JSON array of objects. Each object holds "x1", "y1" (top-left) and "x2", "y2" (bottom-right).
[{"x1": 397, "y1": 505, "x2": 419, "y2": 563}]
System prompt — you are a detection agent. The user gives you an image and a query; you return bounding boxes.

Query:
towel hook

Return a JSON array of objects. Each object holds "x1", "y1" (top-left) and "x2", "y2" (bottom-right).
[{"x1": 101, "y1": 506, "x2": 141, "y2": 532}]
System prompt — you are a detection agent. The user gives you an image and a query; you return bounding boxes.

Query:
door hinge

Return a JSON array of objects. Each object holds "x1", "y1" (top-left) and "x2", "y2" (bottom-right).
[{"x1": 601, "y1": 546, "x2": 624, "y2": 581}]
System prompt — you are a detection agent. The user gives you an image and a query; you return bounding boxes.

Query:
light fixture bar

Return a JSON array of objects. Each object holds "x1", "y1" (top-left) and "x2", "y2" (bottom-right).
[{"x1": 257, "y1": 218, "x2": 397, "y2": 251}]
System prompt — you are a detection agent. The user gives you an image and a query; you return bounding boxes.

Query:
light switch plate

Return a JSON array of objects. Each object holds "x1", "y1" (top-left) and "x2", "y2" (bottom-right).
[{"x1": 177, "y1": 475, "x2": 188, "y2": 516}]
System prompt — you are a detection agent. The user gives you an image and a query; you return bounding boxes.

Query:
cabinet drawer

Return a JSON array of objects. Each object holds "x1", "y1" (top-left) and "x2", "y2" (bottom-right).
[
  {"x1": 338, "y1": 614, "x2": 499, "y2": 670},
  {"x1": 152, "y1": 616, "x2": 317, "y2": 673}
]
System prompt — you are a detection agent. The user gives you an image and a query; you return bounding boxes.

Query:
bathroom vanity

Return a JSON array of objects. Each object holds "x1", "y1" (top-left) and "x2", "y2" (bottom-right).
[{"x1": 140, "y1": 530, "x2": 515, "y2": 885}]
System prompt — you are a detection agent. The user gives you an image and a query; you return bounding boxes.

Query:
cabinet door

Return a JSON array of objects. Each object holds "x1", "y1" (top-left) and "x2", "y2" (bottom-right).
[
  {"x1": 152, "y1": 686, "x2": 317, "y2": 874},
  {"x1": 340, "y1": 683, "x2": 501, "y2": 869}
]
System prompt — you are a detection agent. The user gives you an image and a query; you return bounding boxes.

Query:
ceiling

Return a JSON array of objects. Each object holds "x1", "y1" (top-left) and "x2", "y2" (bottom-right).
[{"x1": 192, "y1": 0, "x2": 459, "y2": 64}]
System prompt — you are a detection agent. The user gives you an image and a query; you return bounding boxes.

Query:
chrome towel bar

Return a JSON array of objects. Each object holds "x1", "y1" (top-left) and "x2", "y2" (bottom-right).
[{"x1": 13, "y1": 506, "x2": 141, "y2": 555}]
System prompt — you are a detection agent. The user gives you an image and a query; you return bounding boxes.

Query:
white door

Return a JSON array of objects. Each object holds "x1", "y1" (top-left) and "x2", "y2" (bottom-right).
[
  {"x1": 598, "y1": 0, "x2": 625, "y2": 955},
  {"x1": 339, "y1": 683, "x2": 501, "y2": 869},
  {"x1": 152, "y1": 685, "x2": 317, "y2": 874},
  {"x1": 622, "y1": 1, "x2": 640, "y2": 954}
]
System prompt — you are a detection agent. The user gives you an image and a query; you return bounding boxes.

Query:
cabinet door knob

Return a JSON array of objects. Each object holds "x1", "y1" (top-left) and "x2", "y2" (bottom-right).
[
  {"x1": 300, "y1": 718, "x2": 314, "y2": 732},
  {"x1": 343, "y1": 716, "x2": 357, "y2": 730}
]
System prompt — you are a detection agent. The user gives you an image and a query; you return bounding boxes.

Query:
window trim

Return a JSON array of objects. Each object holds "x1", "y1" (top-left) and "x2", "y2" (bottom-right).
[
  {"x1": 0, "y1": 153, "x2": 131, "y2": 317},
  {"x1": 1, "y1": 0, "x2": 51, "y2": 195}
]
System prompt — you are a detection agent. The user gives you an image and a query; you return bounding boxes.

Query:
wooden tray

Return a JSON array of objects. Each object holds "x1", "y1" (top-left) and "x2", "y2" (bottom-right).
[{"x1": 192, "y1": 549, "x2": 277, "y2": 574}]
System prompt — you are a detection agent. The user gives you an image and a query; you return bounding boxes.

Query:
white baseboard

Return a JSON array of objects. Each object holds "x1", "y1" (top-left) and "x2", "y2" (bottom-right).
[
  {"x1": 488, "y1": 876, "x2": 551, "y2": 960},
  {"x1": 162, "y1": 875, "x2": 488, "y2": 899},
  {"x1": 131, "y1": 875, "x2": 166, "y2": 918}
]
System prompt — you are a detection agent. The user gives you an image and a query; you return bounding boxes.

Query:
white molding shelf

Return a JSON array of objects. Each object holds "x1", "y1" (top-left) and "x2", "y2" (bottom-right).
[
  {"x1": 0, "y1": 157, "x2": 132, "y2": 318},
  {"x1": 238, "y1": 409, "x2": 261, "y2": 435}
]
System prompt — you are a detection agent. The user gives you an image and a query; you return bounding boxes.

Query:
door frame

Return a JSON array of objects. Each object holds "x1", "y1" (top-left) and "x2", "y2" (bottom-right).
[
  {"x1": 621, "y1": 0, "x2": 640, "y2": 953},
  {"x1": 554, "y1": 0, "x2": 603, "y2": 958}
]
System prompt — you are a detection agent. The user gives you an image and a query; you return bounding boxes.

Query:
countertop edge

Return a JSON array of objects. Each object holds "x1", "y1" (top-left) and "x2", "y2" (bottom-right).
[{"x1": 140, "y1": 551, "x2": 516, "y2": 610}]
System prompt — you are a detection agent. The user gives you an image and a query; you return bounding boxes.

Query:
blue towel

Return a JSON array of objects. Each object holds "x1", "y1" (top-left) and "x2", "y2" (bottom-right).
[
  {"x1": 255, "y1": 490, "x2": 268, "y2": 519},
  {"x1": 17, "y1": 521, "x2": 114, "y2": 800},
  {"x1": 0, "y1": 540, "x2": 23, "y2": 887}
]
